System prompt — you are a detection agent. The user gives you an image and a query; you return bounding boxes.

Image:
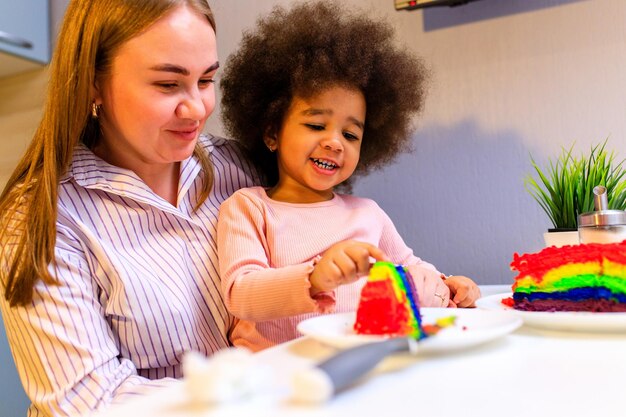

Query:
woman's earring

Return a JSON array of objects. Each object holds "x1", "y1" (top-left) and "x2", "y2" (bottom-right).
[
  {"x1": 91, "y1": 102, "x2": 101, "y2": 119},
  {"x1": 267, "y1": 144, "x2": 276, "y2": 152}
]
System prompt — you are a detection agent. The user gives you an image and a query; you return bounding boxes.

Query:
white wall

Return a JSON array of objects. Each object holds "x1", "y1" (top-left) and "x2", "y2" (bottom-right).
[
  {"x1": 2, "y1": 0, "x2": 624, "y2": 413},
  {"x1": 4, "y1": 1, "x2": 622, "y2": 285},
  {"x1": 208, "y1": 0, "x2": 626, "y2": 284}
]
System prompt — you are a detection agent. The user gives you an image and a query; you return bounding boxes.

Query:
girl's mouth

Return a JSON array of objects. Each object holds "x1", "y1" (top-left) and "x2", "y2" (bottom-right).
[{"x1": 311, "y1": 158, "x2": 338, "y2": 170}]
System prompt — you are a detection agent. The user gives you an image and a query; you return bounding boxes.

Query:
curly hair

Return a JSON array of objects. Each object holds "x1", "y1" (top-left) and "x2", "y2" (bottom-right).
[{"x1": 220, "y1": 0, "x2": 429, "y2": 186}]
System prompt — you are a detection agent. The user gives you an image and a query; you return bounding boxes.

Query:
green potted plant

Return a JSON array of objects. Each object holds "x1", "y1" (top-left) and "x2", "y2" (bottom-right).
[{"x1": 525, "y1": 140, "x2": 626, "y2": 247}]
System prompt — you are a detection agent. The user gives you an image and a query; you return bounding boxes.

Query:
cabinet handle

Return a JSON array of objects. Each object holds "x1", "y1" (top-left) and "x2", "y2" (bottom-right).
[{"x1": 0, "y1": 30, "x2": 33, "y2": 49}]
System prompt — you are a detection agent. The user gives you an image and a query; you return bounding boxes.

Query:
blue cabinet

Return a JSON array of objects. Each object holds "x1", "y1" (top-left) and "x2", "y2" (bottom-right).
[{"x1": 0, "y1": 0, "x2": 51, "y2": 77}]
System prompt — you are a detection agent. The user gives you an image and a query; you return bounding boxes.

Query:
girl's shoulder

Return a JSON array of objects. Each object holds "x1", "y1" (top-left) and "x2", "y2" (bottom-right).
[
  {"x1": 229, "y1": 186, "x2": 266, "y2": 200},
  {"x1": 223, "y1": 186, "x2": 268, "y2": 209},
  {"x1": 335, "y1": 194, "x2": 389, "y2": 219},
  {"x1": 219, "y1": 187, "x2": 271, "y2": 220},
  {"x1": 334, "y1": 193, "x2": 381, "y2": 210}
]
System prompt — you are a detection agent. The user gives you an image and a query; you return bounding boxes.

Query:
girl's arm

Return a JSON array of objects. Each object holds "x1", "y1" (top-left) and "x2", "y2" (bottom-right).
[
  {"x1": 217, "y1": 192, "x2": 327, "y2": 321},
  {"x1": 377, "y1": 207, "x2": 480, "y2": 307},
  {"x1": 376, "y1": 208, "x2": 452, "y2": 307},
  {"x1": 376, "y1": 206, "x2": 437, "y2": 270},
  {"x1": 442, "y1": 275, "x2": 481, "y2": 307}
]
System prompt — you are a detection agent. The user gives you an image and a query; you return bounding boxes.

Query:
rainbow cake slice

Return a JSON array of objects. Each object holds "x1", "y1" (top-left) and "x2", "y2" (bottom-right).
[
  {"x1": 510, "y1": 241, "x2": 626, "y2": 312},
  {"x1": 354, "y1": 262, "x2": 426, "y2": 339}
]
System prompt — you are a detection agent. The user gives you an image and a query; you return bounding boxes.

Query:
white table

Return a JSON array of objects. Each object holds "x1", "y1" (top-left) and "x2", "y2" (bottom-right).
[{"x1": 98, "y1": 285, "x2": 626, "y2": 417}]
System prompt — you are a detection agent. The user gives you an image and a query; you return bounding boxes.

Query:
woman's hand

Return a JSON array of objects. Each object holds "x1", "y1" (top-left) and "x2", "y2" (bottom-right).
[
  {"x1": 309, "y1": 240, "x2": 390, "y2": 294},
  {"x1": 405, "y1": 265, "x2": 450, "y2": 307},
  {"x1": 444, "y1": 275, "x2": 481, "y2": 307}
]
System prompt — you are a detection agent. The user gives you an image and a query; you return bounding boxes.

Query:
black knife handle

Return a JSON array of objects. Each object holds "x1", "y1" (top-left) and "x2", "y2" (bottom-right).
[{"x1": 317, "y1": 337, "x2": 414, "y2": 393}]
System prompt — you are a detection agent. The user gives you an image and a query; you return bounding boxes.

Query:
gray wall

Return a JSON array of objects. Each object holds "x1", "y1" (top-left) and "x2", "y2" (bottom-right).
[{"x1": 208, "y1": 0, "x2": 626, "y2": 284}]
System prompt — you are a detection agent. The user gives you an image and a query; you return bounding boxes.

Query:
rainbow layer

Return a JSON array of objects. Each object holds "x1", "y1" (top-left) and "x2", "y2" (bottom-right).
[
  {"x1": 510, "y1": 240, "x2": 626, "y2": 312},
  {"x1": 354, "y1": 262, "x2": 426, "y2": 339}
]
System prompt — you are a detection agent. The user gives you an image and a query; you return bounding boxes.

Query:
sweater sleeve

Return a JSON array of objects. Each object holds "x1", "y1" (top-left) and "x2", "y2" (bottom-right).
[{"x1": 217, "y1": 191, "x2": 327, "y2": 322}]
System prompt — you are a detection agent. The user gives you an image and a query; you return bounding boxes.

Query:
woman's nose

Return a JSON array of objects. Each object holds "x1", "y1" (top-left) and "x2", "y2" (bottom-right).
[{"x1": 176, "y1": 91, "x2": 206, "y2": 120}]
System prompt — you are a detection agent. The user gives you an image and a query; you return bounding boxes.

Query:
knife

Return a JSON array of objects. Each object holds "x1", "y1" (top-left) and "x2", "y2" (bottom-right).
[{"x1": 291, "y1": 337, "x2": 417, "y2": 403}]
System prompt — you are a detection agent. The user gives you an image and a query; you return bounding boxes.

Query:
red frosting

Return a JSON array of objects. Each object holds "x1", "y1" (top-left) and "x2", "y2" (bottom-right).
[
  {"x1": 509, "y1": 241, "x2": 626, "y2": 284},
  {"x1": 354, "y1": 279, "x2": 413, "y2": 336},
  {"x1": 510, "y1": 243, "x2": 604, "y2": 281},
  {"x1": 501, "y1": 296, "x2": 514, "y2": 307}
]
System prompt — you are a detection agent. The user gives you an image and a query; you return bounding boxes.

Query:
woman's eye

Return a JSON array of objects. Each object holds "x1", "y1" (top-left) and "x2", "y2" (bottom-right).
[
  {"x1": 155, "y1": 82, "x2": 178, "y2": 90},
  {"x1": 199, "y1": 78, "x2": 215, "y2": 88}
]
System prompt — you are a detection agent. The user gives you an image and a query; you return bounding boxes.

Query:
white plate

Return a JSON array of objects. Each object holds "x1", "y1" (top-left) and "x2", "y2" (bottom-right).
[
  {"x1": 476, "y1": 292, "x2": 626, "y2": 332},
  {"x1": 296, "y1": 308, "x2": 522, "y2": 353}
]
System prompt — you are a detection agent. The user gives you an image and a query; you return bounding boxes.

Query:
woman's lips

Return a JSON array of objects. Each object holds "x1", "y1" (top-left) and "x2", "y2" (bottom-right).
[{"x1": 169, "y1": 127, "x2": 199, "y2": 141}]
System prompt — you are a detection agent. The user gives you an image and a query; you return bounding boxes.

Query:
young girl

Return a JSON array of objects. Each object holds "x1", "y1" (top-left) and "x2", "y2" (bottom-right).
[{"x1": 217, "y1": 1, "x2": 480, "y2": 351}]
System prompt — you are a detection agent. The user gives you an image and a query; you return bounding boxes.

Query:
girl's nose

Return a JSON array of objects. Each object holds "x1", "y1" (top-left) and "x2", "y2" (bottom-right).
[{"x1": 321, "y1": 135, "x2": 343, "y2": 152}]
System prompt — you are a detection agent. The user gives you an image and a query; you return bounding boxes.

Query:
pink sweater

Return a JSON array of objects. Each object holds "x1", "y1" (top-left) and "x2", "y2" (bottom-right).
[{"x1": 217, "y1": 186, "x2": 437, "y2": 351}]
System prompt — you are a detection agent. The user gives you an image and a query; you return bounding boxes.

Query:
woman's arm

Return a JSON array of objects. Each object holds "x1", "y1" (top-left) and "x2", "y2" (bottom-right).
[{"x1": 0, "y1": 225, "x2": 176, "y2": 416}]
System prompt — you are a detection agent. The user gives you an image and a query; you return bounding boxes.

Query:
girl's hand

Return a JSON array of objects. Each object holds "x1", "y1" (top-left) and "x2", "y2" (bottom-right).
[
  {"x1": 444, "y1": 275, "x2": 481, "y2": 308},
  {"x1": 405, "y1": 265, "x2": 451, "y2": 307},
  {"x1": 309, "y1": 240, "x2": 390, "y2": 294}
]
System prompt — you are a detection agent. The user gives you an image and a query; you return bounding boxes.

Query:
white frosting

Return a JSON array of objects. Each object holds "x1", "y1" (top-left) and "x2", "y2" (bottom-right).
[
  {"x1": 290, "y1": 366, "x2": 333, "y2": 404},
  {"x1": 183, "y1": 348, "x2": 272, "y2": 404}
]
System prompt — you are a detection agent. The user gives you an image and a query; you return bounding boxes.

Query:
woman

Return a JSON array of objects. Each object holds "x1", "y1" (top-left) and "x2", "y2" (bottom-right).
[{"x1": 0, "y1": 1, "x2": 256, "y2": 415}]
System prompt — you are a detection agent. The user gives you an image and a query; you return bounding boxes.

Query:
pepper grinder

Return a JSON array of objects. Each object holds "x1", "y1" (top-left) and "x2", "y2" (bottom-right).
[{"x1": 577, "y1": 185, "x2": 626, "y2": 244}]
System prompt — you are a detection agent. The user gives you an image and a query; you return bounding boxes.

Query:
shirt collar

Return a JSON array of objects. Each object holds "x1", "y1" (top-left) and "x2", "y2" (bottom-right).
[{"x1": 61, "y1": 142, "x2": 203, "y2": 219}]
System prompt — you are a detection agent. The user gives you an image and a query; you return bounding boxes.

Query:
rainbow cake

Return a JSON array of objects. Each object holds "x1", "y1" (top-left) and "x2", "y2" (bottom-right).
[
  {"x1": 509, "y1": 241, "x2": 626, "y2": 312},
  {"x1": 354, "y1": 262, "x2": 426, "y2": 339}
]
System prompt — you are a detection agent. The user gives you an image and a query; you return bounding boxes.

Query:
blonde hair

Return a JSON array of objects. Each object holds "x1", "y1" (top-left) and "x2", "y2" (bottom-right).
[{"x1": 0, "y1": 0, "x2": 217, "y2": 306}]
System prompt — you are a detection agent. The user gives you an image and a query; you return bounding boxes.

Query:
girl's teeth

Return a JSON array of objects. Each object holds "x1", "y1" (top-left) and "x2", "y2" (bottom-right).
[{"x1": 312, "y1": 159, "x2": 337, "y2": 170}]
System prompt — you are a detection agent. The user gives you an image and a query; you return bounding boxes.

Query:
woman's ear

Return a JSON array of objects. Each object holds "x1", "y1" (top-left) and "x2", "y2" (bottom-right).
[
  {"x1": 90, "y1": 83, "x2": 102, "y2": 106},
  {"x1": 89, "y1": 83, "x2": 104, "y2": 118}
]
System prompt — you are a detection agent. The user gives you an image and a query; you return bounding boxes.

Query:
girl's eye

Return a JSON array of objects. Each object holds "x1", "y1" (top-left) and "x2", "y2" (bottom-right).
[
  {"x1": 343, "y1": 131, "x2": 360, "y2": 141},
  {"x1": 305, "y1": 124, "x2": 325, "y2": 131}
]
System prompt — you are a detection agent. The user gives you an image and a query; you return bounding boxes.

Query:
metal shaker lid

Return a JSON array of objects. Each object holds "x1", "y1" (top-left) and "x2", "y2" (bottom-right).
[
  {"x1": 578, "y1": 185, "x2": 626, "y2": 227},
  {"x1": 578, "y1": 210, "x2": 626, "y2": 227}
]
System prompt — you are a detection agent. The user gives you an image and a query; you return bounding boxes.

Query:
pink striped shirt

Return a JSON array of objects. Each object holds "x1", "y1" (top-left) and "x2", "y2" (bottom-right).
[
  {"x1": 0, "y1": 134, "x2": 257, "y2": 416},
  {"x1": 217, "y1": 187, "x2": 437, "y2": 352}
]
